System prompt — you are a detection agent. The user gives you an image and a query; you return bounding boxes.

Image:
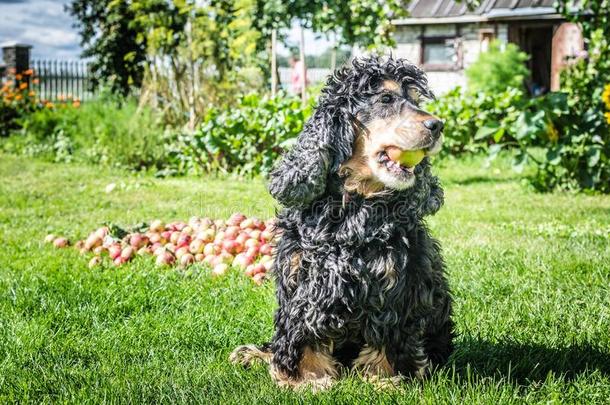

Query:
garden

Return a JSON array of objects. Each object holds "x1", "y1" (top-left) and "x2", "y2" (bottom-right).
[{"x1": 1, "y1": 0, "x2": 609, "y2": 403}]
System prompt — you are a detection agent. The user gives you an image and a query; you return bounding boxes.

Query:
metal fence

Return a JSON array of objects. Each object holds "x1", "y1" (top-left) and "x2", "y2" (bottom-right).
[{"x1": 31, "y1": 59, "x2": 95, "y2": 102}]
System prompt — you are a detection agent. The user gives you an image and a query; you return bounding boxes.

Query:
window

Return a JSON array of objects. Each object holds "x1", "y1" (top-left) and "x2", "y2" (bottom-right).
[{"x1": 420, "y1": 36, "x2": 460, "y2": 71}]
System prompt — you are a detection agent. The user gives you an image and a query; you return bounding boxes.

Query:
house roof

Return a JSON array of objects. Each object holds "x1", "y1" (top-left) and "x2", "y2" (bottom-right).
[{"x1": 394, "y1": 0, "x2": 562, "y2": 25}]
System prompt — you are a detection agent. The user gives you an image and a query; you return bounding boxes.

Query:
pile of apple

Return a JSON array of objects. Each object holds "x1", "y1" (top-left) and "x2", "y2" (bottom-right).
[{"x1": 44, "y1": 213, "x2": 278, "y2": 285}]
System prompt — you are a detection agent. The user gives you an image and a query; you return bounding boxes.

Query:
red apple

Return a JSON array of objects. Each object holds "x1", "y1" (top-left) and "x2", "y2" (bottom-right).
[
  {"x1": 155, "y1": 251, "x2": 175, "y2": 266},
  {"x1": 233, "y1": 253, "x2": 254, "y2": 269},
  {"x1": 148, "y1": 232, "x2": 161, "y2": 244},
  {"x1": 245, "y1": 238, "x2": 260, "y2": 250},
  {"x1": 225, "y1": 226, "x2": 240, "y2": 238},
  {"x1": 195, "y1": 253, "x2": 205, "y2": 262},
  {"x1": 189, "y1": 239, "x2": 205, "y2": 254},
  {"x1": 252, "y1": 272, "x2": 266, "y2": 285},
  {"x1": 121, "y1": 246, "x2": 134, "y2": 260},
  {"x1": 129, "y1": 233, "x2": 148, "y2": 249},
  {"x1": 150, "y1": 219, "x2": 165, "y2": 232},
  {"x1": 259, "y1": 243, "x2": 273, "y2": 256},
  {"x1": 84, "y1": 234, "x2": 103, "y2": 250},
  {"x1": 94, "y1": 226, "x2": 109, "y2": 239},
  {"x1": 212, "y1": 263, "x2": 229, "y2": 276},
  {"x1": 180, "y1": 253, "x2": 195, "y2": 267},
  {"x1": 88, "y1": 256, "x2": 102, "y2": 269},
  {"x1": 93, "y1": 246, "x2": 105, "y2": 255},
  {"x1": 137, "y1": 247, "x2": 151, "y2": 256},
  {"x1": 114, "y1": 256, "x2": 127, "y2": 266},
  {"x1": 245, "y1": 264, "x2": 257, "y2": 277},
  {"x1": 53, "y1": 237, "x2": 69, "y2": 248},
  {"x1": 175, "y1": 246, "x2": 189, "y2": 260},
  {"x1": 176, "y1": 233, "x2": 191, "y2": 248},
  {"x1": 204, "y1": 243, "x2": 220, "y2": 256},
  {"x1": 227, "y1": 213, "x2": 247, "y2": 226},
  {"x1": 108, "y1": 244, "x2": 122, "y2": 259},
  {"x1": 161, "y1": 230, "x2": 172, "y2": 242},
  {"x1": 261, "y1": 229, "x2": 275, "y2": 242}
]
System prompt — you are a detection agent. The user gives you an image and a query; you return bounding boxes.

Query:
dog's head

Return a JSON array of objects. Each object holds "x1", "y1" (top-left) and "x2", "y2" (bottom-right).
[{"x1": 269, "y1": 56, "x2": 443, "y2": 208}]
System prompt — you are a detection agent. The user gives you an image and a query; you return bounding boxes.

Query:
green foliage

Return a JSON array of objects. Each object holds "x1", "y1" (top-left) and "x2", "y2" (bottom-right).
[
  {"x1": 169, "y1": 93, "x2": 311, "y2": 176},
  {"x1": 426, "y1": 86, "x2": 526, "y2": 155},
  {"x1": 502, "y1": 30, "x2": 610, "y2": 192},
  {"x1": 2, "y1": 98, "x2": 170, "y2": 171},
  {"x1": 66, "y1": 0, "x2": 146, "y2": 96},
  {"x1": 465, "y1": 40, "x2": 530, "y2": 93}
]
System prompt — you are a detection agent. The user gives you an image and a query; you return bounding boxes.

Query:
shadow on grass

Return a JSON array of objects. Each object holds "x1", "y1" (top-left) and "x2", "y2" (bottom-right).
[
  {"x1": 450, "y1": 336, "x2": 610, "y2": 383},
  {"x1": 444, "y1": 175, "x2": 520, "y2": 187}
]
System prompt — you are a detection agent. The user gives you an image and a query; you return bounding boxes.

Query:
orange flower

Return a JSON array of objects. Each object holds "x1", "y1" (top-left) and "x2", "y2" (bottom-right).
[
  {"x1": 33, "y1": 78, "x2": 40, "y2": 84},
  {"x1": 15, "y1": 94, "x2": 23, "y2": 101},
  {"x1": 24, "y1": 69, "x2": 34, "y2": 76},
  {"x1": 15, "y1": 74, "x2": 22, "y2": 81},
  {"x1": 19, "y1": 82, "x2": 28, "y2": 90},
  {"x1": 72, "y1": 100, "x2": 81, "y2": 108},
  {"x1": 28, "y1": 91, "x2": 36, "y2": 97},
  {"x1": 45, "y1": 102, "x2": 54, "y2": 109}
]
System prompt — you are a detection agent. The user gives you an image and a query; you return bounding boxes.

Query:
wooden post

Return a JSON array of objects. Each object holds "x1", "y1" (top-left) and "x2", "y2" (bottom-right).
[
  {"x1": 299, "y1": 25, "x2": 307, "y2": 106},
  {"x1": 271, "y1": 29, "x2": 277, "y2": 97}
]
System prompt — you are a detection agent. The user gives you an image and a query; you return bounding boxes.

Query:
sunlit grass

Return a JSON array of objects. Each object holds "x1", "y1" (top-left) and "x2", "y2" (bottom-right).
[{"x1": 0, "y1": 154, "x2": 609, "y2": 403}]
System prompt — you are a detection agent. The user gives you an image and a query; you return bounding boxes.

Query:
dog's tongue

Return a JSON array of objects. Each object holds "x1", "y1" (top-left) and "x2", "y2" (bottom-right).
[{"x1": 386, "y1": 146, "x2": 425, "y2": 168}]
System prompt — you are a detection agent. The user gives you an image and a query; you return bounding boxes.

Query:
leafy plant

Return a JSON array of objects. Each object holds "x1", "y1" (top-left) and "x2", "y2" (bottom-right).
[
  {"x1": 169, "y1": 92, "x2": 311, "y2": 176},
  {"x1": 426, "y1": 86, "x2": 526, "y2": 155},
  {"x1": 501, "y1": 29, "x2": 610, "y2": 192},
  {"x1": 465, "y1": 40, "x2": 530, "y2": 93},
  {"x1": 2, "y1": 98, "x2": 170, "y2": 171}
]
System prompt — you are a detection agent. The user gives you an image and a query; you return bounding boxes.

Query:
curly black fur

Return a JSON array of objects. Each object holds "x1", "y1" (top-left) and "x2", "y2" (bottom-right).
[{"x1": 234, "y1": 56, "x2": 453, "y2": 385}]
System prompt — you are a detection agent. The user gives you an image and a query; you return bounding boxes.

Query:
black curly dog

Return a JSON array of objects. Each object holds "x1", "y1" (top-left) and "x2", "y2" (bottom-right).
[{"x1": 231, "y1": 56, "x2": 453, "y2": 390}]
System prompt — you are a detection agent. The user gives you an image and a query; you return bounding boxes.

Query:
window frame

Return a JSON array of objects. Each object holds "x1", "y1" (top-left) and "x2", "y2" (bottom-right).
[{"x1": 419, "y1": 35, "x2": 461, "y2": 71}]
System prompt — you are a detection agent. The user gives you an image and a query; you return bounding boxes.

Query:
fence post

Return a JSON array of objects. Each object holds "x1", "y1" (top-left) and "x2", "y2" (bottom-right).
[{"x1": 1, "y1": 42, "x2": 32, "y2": 82}]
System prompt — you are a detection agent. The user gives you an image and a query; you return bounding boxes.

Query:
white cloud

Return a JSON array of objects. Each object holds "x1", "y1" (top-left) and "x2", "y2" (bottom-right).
[{"x1": 0, "y1": 0, "x2": 81, "y2": 59}]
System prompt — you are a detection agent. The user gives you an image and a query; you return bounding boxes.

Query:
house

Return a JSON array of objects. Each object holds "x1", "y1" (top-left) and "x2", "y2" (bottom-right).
[{"x1": 391, "y1": 0, "x2": 584, "y2": 94}]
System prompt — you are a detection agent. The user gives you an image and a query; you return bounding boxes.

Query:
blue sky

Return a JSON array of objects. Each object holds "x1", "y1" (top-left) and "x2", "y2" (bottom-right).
[{"x1": 0, "y1": 0, "x2": 332, "y2": 61}]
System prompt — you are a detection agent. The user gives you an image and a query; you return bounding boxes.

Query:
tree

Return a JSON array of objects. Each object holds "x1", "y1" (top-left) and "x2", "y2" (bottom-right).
[{"x1": 66, "y1": 0, "x2": 147, "y2": 96}]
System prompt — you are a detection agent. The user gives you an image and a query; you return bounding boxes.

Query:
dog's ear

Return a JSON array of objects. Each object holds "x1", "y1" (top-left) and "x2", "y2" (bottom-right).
[{"x1": 268, "y1": 101, "x2": 355, "y2": 208}]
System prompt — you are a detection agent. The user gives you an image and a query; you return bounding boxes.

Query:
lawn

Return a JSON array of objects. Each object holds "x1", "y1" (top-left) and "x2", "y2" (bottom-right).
[{"x1": 1, "y1": 154, "x2": 609, "y2": 403}]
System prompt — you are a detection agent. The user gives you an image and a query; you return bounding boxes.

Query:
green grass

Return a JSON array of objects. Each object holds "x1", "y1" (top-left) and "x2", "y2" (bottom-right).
[{"x1": 1, "y1": 154, "x2": 609, "y2": 403}]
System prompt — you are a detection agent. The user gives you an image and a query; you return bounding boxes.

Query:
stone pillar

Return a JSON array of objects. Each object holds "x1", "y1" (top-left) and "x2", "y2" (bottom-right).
[{"x1": 2, "y1": 42, "x2": 32, "y2": 78}]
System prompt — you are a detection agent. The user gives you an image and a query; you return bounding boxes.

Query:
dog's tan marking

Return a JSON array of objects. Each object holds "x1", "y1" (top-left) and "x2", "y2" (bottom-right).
[
  {"x1": 382, "y1": 80, "x2": 401, "y2": 92},
  {"x1": 353, "y1": 346, "x2": 394, "y2": 377},
  {"x1": 340, "y1": 133, "x2": 385, "y2": 198},
  {"x1": 270, "y1": 346, "x2": 339, "y2": 392},
  {"x1": 286, "y1": 251, "x2": 302, "y2": 289},
  {"x1": 229, "y1": 345, "x2": 272, "y2": 367}
]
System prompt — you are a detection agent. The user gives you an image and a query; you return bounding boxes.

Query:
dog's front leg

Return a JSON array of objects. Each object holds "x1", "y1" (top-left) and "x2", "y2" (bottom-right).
[
  {"x1": 270, "y1": 338, "x2": 338, "y2": 392},
  {"x1": 389, "y1": 334, "x2": 431, "y2": 379}
]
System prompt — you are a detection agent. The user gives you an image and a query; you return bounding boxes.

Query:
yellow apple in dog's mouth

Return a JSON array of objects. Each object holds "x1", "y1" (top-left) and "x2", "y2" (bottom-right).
[{"x1": 385, "y1": 146, "x2": 426, "y2": 168}]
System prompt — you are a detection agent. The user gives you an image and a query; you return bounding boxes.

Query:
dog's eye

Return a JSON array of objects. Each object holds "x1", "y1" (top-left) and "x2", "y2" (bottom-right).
[{"x1": 380, "y1": 94, "x2": 394, "y2": 104}]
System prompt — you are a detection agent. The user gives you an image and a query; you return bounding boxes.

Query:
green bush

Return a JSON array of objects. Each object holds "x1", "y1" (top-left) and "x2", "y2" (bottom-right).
[
  {"x1": 2, "y1": 96, "x2": 171, "y2": 171},
  {"x1": 465, "y1": 40, "x2": 530, "y2": 93},
  {"x1": 426, "y1": 86, "x2": 526, "y2": 155},
  {"x1": 168, "y1": 93, "x2": 311, "y2": 176},
  {"x1": 502, "y1": 30, "x2": 610, "y2": 192}
]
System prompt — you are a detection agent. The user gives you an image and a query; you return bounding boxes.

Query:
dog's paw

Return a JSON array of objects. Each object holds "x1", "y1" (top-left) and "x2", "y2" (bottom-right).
[
  {"x1": 364, "y1": 375, "x2": 404, "y2": 390},
  {"x1": 229, "y1": 344, "x2": 271, "y2": 368}
]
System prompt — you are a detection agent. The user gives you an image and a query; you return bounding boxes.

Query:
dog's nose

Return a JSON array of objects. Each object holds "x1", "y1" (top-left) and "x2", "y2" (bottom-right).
[{"x1": 423, "y1": 119, "x2": 444, "y2": 138}]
